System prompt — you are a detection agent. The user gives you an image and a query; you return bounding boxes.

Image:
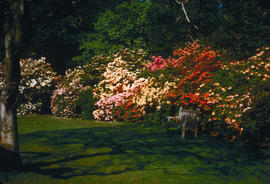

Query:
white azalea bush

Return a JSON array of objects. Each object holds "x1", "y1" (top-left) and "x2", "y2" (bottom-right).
[
  {"x1": 93, "y1": 49, "x2": 149, "y2": 121},
  {"x1": 0, "y1": 58, "x2": 57, "y2": 115},
  {"x1": 132, "y1": 77, "x2": 176, "y2": 109},
  {"x1": 92, "y1": 49, "x2": 178, "y2": 123}
]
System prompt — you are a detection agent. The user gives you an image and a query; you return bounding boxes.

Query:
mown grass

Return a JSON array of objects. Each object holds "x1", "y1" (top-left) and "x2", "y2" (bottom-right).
[{"x1": 1, "y1": 115, "x2": 270, "y2": 184}]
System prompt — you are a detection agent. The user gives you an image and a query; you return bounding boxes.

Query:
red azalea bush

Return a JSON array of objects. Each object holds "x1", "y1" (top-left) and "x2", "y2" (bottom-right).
[
  {"x1": 144, "y1": 41, "x2": 221, "y2": 111},
  {"x1": 167, "y1": 42, "x2": 220, "y2": 110},
  {"x1": 143, "y1": 42, "x2": 270, "y2": 144}
]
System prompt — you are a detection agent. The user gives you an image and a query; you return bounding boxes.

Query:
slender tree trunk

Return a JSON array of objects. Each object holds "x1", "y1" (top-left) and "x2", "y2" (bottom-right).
[{"x1": 0, "y1": 0, "x2": 24, "y2": 170}]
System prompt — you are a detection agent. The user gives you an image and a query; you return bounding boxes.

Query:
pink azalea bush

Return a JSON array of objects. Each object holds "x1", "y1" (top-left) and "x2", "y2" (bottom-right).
[
  {"x1": 51, "y1": 50, "x2": 147, "y2": 119},
  {"x1": 51, "y1": 65, "x2": 91, "y2": 117},
  {"x1": 146, "y1": 56, "x2": 168, "y2": 71}
]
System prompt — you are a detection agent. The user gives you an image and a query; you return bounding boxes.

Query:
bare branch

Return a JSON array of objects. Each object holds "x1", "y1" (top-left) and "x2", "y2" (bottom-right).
[
  {"x1": 175, "y1": 0, "x2": 189, "y2": 4},
  {"x1": 175, "y1": 0, "x2": 198, "y2": 30}
]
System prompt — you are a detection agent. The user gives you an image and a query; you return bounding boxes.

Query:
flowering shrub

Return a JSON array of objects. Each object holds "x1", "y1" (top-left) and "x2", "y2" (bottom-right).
[
  {"x1": 100, "y1": 42, "x2": 220, "y2": 123},
  {"x1": 51, "y1": 65, "x2": 93, "y2": 117},
  {"x1": 93, "y1": 50, "x2": 149, "y2": 121},
  {"x1": 0, "y1": 58, "x2": 57, "y2": 115},
  {"x1": 115, "y1": 77, "x2": 176, "y2": 123},
  {"x1": 91, "y1": 42, "x2": 219, "y2": 123},
  {"x1": 146, "y1": 56, "x2": 168, "y2": 71},
  {"x1": 82, "y1": 54, "x2": 113, "y2": 87},
  {"x1": 52, "y1": 49, "x2": 148, "y2": 119},
  {"x1": 144, "y1": 41, "x2": 221, "y2": 112},
  {"x1": 50, "y1": 41, "x2": 270, "y2": 144},
  {"x1": 143, "y1": 44, "x2": 270, "y2": 143},
  {"x1": 200, "y1": 47, "x2": 270, "y2": 142}
]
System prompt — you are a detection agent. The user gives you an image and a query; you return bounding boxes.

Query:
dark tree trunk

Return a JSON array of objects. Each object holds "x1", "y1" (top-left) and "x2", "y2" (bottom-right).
[{"x1": 0, "y1": 0, "x2": 24, "y2": 170}]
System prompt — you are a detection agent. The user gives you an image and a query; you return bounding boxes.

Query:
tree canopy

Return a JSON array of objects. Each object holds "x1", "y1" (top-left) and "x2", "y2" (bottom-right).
[{"x1": 0, "y1": 0, "x2": 269, "y2": 72}]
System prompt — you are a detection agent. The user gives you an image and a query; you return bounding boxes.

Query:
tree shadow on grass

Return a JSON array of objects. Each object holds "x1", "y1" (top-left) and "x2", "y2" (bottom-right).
[{"x1": 19, "y1": 124, "x2": 270, "y2": 180}]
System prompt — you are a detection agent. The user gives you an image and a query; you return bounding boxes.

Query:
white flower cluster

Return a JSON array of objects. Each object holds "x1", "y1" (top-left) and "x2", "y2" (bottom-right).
[
  {"x1": 17, "y1": 101, "x2": 42, "y2": 116},
  {"x1": 20, "y1": 57, "x2": 57, "y2": 91},
  {"x1": 132, "y1": 78, "x2": 175, "y2": 110},
  {"x1": 0, "y1": 58, "x2": 57, "y2": 115}
]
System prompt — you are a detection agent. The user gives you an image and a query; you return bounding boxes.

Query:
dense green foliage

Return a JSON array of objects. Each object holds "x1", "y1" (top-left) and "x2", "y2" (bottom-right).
[
  {"x1": 204, "y1": 0, "x2": 270, "y2": 59},
  {"x1": 0, "y1": 0, "x2": 129, "y2": 72},
  {"x1": 76, "y1": 88, "x2": 96, "y2": 119},
  {"x1": 242, "y1": 83, "x2": 270, "y2": 144},
  {"x1": 73, "y1": 1, "x2": 150, "y2": 64},
  {"x1": 76, "y1": 0, "x2": 270, "y2": 65},
  {"x1": 1, "y1": 0, "x2": 269, "y2": 72}
]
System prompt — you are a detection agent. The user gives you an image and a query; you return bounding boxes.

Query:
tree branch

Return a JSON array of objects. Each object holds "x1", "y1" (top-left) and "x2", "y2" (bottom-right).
[{"x1": 175, "y1": 0, "x2": 198, "y2": 30}]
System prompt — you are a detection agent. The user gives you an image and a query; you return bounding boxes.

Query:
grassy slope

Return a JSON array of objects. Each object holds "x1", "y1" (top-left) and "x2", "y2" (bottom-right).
[{"x1": 1, "y1": 115, "x2": 270, "y2": 184}]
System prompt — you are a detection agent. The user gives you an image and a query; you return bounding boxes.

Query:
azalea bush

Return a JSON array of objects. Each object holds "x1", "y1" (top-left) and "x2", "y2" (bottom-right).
[
  {"x1": 200, "y1": 47, "x2": 270, "y2": 143},
  {"x1": 0, "y1": 58, "x2": 57, "y2": 115},
  {"x1": 126, "y1": 41, "x2": 221, "y2": 123},
  {"x1": 93, "y1": 49, "x2": 149, "y2": 121},
  {"x1": 161, "y1": 42, "x2": 220, "y2": 110},
  {"x1": 81, "y1": 54, "x2": 113, "y2": 87},
  {"x1": 94, "y1": 41, "x2": 221, "y2": 124},
  {"x1": 50, "y1": 40, "x2": 270, "y2": 144},
  {"x1": 141, "y1": 43, "x2": 270, "y2": 144},
  {"x1": 119, "y1": 77, "x2": 176, "y2": 123},
  {"x1": 51, "y1": 65, "x2": 93, "y2": 118},
  {"x1": 52, "y1": 49, "x2": 148, "y2": 119},
  {"x1": 50, "y1": 53, "x2": 116, "y2": 118}
]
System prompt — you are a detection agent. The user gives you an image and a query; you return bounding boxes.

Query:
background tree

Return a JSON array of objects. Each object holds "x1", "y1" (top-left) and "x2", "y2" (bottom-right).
[
  {"x1": 73, "y1": 0, "x2": 150, "y2": 64},
  {"x1": 1, "y1": 0, "x2": 269, "y2": 73},
  {"x1": 21, "y1": 0, "x2": 128, "y2": 73},
  {"x1": 1, "y1": 0, "x2": 129, "y2": 73},
  {"x1": 198, "y1": 0, "x2": 270, "y2": 59}
]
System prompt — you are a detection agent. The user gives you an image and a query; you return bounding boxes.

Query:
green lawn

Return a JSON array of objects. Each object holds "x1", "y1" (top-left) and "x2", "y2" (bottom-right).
[{"x1": 1, "y1": 115, "x2": 270, "y2": 184}]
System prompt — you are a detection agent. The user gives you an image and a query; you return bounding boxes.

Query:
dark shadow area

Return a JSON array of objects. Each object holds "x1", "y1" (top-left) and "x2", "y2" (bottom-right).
[
  {"x1": 17, "y1": 124, "x2": 270, "y2": 180},
  {"x1": 0, "y1": 146, "x2": 22, "y2": 171}
]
